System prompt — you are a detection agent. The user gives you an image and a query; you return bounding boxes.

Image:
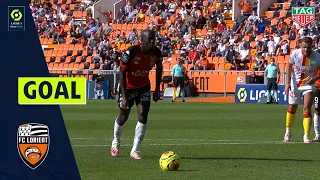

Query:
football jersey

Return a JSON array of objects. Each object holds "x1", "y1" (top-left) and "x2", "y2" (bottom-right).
[
  {"x1": 120, "y1": 44, "x2": 162, "y2": 89},
  {"x1": 289, "y1": 49, "x2": 320, "y2": 91}
]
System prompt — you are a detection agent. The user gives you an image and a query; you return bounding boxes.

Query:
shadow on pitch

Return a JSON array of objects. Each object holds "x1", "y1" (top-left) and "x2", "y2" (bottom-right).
[
  {"x1": 144, "y1": 155, "x2": 314, "y2": 162},
  {"x1": 182, "y1": 157, "x2": 315, "y2": 162},
  {"x1": 176, "y1": 169, "x2": 199, "y2": 172}
]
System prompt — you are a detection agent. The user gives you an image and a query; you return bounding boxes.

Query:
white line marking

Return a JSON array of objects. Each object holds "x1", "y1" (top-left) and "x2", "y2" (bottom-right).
[
  {"x1": 71, "y1": 141, "x2": 303, "y2": 147},
  {"x1": 70, "y1": 138, "x2": 96, "y2": 140},
  {"x1": 69, "y1": 138, "x2": 292, "y2": 143}
]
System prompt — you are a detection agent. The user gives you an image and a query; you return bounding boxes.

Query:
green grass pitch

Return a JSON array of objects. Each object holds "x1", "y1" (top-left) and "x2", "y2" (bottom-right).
[{"x1": 61, "y1": 100, "x2": 320, "y2": 180}]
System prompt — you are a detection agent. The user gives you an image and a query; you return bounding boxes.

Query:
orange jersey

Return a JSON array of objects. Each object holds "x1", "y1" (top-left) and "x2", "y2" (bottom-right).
[{"x1": 120, "y1": 45, "x2": 162, "y2": 89}]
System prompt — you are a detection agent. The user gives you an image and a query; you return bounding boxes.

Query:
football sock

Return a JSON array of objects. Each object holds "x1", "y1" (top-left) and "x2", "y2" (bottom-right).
[
  {"x1": 303, "y1": 113, "x2": 312, "y2": 137},
  {"x1": 112, "y1": 118, "x2": 124, "y2": 144},
  {"x1": 314, "y1": 113, "x2": 320, "y2": 137},
  {"x1": 181, "y1": 90, "x2": 185, "y2": 101},
  {"x1": 131, "y1": 121, "x2": 147, "y2": 153},
  {"x1": 286, "y1": 110, "x2": 296, "y2": 133},
  {"x1": 266, "y1": 90, "x2": 271, "y2": 102},
  {"x1": 274, "y1": 91, "x2": 278, "y2": 102}
]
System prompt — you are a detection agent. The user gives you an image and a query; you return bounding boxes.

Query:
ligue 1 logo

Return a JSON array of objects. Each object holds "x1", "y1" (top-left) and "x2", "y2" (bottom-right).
[{"x1": 17, "y1": 123, "x2": 50, "y2": 169}]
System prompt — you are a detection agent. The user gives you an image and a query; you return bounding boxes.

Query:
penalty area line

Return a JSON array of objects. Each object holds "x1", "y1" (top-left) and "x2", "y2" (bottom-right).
[
  {"x1": 69, "y1": 138, "x2": 295, "y2": 143},
  {"x1": 71, "y1": 141, "x2": 302, "y2": 147}
]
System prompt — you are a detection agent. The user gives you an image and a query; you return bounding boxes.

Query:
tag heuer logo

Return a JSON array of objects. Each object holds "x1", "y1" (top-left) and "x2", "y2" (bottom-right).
[
  {"x1": 17, "y1": 123, "x2": 50, "y2": 170},
  {"x1": 292, "y1": 7, "x2": 315, "y2": 26}
]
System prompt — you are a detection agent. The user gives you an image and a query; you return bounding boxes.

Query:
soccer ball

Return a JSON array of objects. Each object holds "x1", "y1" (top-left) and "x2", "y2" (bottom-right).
[{"x1": 159, "y1": 151, "x2": 181, "y2": 171}]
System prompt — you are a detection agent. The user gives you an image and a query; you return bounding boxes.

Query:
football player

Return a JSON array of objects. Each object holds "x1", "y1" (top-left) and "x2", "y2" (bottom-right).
[{"x1": 110, "y1": 29, "x2": 163, "y2": 159}]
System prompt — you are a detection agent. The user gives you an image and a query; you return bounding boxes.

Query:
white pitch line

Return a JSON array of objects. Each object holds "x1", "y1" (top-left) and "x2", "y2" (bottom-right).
[
  {"x1": 69, "y1": 138, "x2": 290, "y2": 143},
  {"x1": 71, "y1": 141, "x2": 303, "y2": 147}
]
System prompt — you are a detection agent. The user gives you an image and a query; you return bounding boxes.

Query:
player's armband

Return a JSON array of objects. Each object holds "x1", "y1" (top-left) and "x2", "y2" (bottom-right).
[
  {"x1": 120, "y1": 46, "x2": 138, "y2": 68},
  {"x1": 121, "y1": 50, "x2": 130, "y2": 64},
  {"x1": 119, "y1": 51, "x2": 130, "y2": 69}
]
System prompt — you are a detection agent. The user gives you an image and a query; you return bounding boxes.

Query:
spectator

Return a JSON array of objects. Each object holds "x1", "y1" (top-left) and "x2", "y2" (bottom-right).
[
  {"x1": 238, "y1": 43, "x2": 251, "y2": 69},
  {"x1": 253, "y1": 53, "x2": 267, "y2": 71},
  {"x1": 147, "y1": 2, "x2": 157, "y2": 16},
  {"x1": 225, "y1": 45, "x2": 237, "y2": 63},
  {"x1": 124, "y1": 7, "x2": 138, "y2": 24},
  {"x1": 59, "y1": 10, "x2": 68, "y2": 24},
  {"x1": 215, "y1": 41, "x2": 226, "y2": 57},
  {"x1": 69, "y1": 27, "x2": 83, "y2": 44},
  {"x1": 54, "y1": 24, "x2": 66, "y2": 44},
  {"x1": 217, "y1": 20, "x2": 227, "y2": 34},
  {"x1": 168, "y1": 0, "x2": 178, "y2": 13},
  {"x1": 256, "y1": 19, "x2": 268, "y2": 35},
  {"x1": 196, "y1": 40, "x2": 206, "y2": 56},
  {"x1": 194, "y1": 54, "x2": 211, "y2": 70},
  {"x1": 249, "y1": 71, "x2": 259, "y2": 84},
  {"x1": 92, "y1": 51, "x2": 102, "y2": 64},
  {"x1": 87, "y1": 35, "x2": 98, "y2": 51},
  {"x1": 267, "y1": 36, "x2": 276, "y2": 56},
  {"x1": 196, "y1": 14, "x2": 207, "y2": 29},
  {"x1": 239, "y1": 0, "x2": 252, "y2": 15},
  {"x1": 161, "y1": 33, "x2": 172, "y2": 57},
  {"x1": 126, "y1": 29, "x2": 138, "y2": 44},
  {"x1": 248, "y1": 11, "x2": 260, "y2": 24},
  {"x1": 243, "y1": 19, "x2": 254, "y2": 35},
  {"x1": 276, "y1": 39, "x2": 290, "y2": 56},
  {"x1": 102, "y1": 60, "x2": 111, "y2": 70},
  {"x1": 115, "y1": 8, "x2": 126, "y2": 23},
  {"x1": 288, "y1": 29, "x2": 297, "y2": 40},
  {"x1": 112, "y1": 60, "x2": 120, "y2": 73},
  {"x1": 277, "y1": 18, "x2": 289, "y2": 35},
  {"x1": 233, "y1": 10, "x2": 248, "y2": 33},
  {"x1": 228, "y1": 34, "x2": 236, "y2": 46},
  {"x1": 138, "y1": 2, "x2": 149, "y2": 13}
]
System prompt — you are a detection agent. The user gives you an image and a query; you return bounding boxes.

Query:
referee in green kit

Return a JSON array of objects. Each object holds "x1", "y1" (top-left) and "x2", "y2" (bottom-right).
[
  {"x1": 265, "y1": 58, "x2": 281, "y2": 104},
  {"x1": 172, "y1": 59, "x2": 186, "y2": 103}
]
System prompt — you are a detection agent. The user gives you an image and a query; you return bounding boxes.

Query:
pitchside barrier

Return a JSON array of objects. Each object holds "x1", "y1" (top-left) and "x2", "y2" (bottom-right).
[{"x1": 48, "y1": 69, "x2": 290, "y2": 98}]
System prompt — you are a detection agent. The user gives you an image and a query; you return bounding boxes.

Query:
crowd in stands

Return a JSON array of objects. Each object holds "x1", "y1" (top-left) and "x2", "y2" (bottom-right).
[{"x1": 31, "y1": 0, "x2": 320, "y2": 72}]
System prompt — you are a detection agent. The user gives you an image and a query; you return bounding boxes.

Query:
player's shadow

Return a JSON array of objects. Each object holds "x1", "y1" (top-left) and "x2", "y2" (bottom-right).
[
  {"x1": 183, "y1": 157, "x2": 315, "y2": 162},
  {"x1": 176, "y1": 169, "x2": 199, "y2": 172},
  {"x1": 145, "y1": 155, "x2": 315, "y2": 162}
]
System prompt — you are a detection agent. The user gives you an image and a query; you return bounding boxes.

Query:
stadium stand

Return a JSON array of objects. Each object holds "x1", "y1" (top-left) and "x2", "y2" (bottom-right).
[{"x1": 31, "y1": 0, "x2": 320, "y2": 93}]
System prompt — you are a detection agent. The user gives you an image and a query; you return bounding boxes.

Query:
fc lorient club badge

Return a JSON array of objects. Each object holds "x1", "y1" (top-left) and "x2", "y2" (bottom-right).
[{"x1": 17, "y1": 123, "x2": 50, "y2": 169}]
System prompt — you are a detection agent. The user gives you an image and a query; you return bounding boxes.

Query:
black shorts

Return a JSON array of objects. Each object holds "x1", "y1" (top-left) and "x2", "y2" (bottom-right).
[
  {"x1": 174, "y1": 77, "x2": 185, "y2": 88},
  {"x1": 315, "y1": 89, "x2": 320, "y2": 111},
  {"x1": 267, "y1": 78, "x2": 278, "y2": 91},
  {"x1": 117, "y1": 83, "x2": 151, "y2": 109}
]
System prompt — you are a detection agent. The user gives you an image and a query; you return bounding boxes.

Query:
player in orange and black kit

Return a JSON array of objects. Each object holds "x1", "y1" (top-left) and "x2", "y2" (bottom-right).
[
  {"x1": 110, "y1": 29, "x2": 163, "y2": 159},
  {"x1": 313, "y1": 69, "x2": 320, "y2": 142}
]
